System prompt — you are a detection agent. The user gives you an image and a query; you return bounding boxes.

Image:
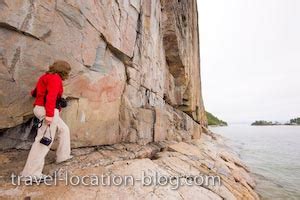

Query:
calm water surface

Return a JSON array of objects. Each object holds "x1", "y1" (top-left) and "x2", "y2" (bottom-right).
[{"x1": 210, "y1": 125, "x2": 300, "y2": 200}]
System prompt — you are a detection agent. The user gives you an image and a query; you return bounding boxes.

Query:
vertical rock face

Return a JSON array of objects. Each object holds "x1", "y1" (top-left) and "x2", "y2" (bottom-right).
[{"x1": 0, "y1": 0, "x2": 206, "y2": 149}]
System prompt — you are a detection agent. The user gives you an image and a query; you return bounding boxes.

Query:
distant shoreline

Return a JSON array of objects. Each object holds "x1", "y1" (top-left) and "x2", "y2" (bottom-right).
[
  {"x1": 209, "y1": 124, "x2": 300, "y2": 127},
  {"x1": 251, "y1": 124, "x2": 300, "y2": 126},
  {"x1": 251, "y1": 119, "x2": 300, "y2": 126},
  {"x1": 208, "y1": 124, "x2": 228, "y2": 127},
  {"x1": 206, "y1": 111, "x2": 228, "y2": 126}
]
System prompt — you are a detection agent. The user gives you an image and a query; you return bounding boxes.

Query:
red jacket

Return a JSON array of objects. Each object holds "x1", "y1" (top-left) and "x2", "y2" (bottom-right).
[{"x1": 31, "y1": 73, "x2": 63, "y2": 117}]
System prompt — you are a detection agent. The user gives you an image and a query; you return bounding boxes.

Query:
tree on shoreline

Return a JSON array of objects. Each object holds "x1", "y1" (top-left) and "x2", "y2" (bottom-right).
[
  {"x1": 290, "y1": 118, "x2": 300, "y2": 125},
  {"x1": 251, "y1": 120, "x2": 278, "y2": 126},
  {"x1": 206, "y1": 111, "x2": 228, "y2": 126},
  {"x1": 251, "y1": 118, "x2": 300, "y2": 126}
]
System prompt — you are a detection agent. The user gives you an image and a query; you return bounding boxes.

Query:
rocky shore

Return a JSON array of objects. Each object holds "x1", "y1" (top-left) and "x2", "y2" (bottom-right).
[{"x1": 0, "y1": 130, "x2": 259, "y2": 200}]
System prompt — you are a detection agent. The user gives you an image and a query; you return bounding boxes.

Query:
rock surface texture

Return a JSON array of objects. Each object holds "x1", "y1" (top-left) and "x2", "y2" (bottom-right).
[
  {"x1": 0, "y1": 0, "x2": 206, "y2": 149},
  {"x1": 0, "y1": 131, "x2": 259, "y2": 200}
]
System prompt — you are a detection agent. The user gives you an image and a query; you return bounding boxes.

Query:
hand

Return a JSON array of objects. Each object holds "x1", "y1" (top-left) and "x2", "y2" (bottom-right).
[{"x1": 45, "y1": 116, "x2": 53, "y2": 125}]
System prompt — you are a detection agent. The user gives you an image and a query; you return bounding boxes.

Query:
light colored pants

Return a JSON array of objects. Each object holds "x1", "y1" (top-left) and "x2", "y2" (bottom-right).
[{"x1": 20, "y1": 105, "x2": 71, "y2": 177}]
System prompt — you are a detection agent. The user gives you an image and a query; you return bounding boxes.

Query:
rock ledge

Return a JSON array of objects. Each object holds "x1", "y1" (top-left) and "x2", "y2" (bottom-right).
[{"x1": 0, "y1": 131, "x2": 259, "y2": 200}]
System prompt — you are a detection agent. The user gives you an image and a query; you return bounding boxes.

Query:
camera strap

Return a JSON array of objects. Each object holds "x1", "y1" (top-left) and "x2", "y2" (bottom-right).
[{"x1": 42, "y1": 125, "x2": 52, "y2": 139}]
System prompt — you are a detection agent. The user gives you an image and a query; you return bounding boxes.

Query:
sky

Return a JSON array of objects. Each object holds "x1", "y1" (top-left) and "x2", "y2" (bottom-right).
[{"x1": 197, "y1": 0, "x2": 300, "y2": 124}]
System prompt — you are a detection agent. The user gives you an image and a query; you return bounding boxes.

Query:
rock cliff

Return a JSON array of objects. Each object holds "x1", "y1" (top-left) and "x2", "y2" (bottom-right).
[{"x1": 0, "y1": 0, "x2": 206, "y2": 149}]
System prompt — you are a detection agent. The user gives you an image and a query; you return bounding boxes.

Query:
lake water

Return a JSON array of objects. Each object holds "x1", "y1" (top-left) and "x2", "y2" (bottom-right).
[{"x1": 210, "y1": 125, "x2": 300, "y2": 200}]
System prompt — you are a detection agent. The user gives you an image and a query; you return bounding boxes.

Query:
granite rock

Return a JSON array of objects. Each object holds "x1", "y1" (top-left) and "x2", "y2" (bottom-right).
[
  {"x1": 0, "y1": 131, "x2": 259, "y2": 200},
  {"x1": 0, "y1": 0, "x2": 206, "y2": 148}
]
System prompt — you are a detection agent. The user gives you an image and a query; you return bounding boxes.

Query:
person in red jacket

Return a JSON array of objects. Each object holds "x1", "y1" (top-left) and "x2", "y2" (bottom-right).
[{"x1": 20, "y1": 60, "x2": 73, "y2": 182}]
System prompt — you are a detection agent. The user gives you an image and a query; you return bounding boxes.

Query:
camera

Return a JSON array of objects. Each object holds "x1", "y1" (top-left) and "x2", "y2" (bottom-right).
[
  {"x1": 39, "y1": 126, "x2": 52, "y2": 146},
  {"x1": 40, "y1": 136, "x2": 52, "y2": 146},
  {"x1": 56, "y1": 97, "x2": 68, "y2": 109},
  {"x1": 32, "y1": 117, "x2": 43, "y2": 129}
]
